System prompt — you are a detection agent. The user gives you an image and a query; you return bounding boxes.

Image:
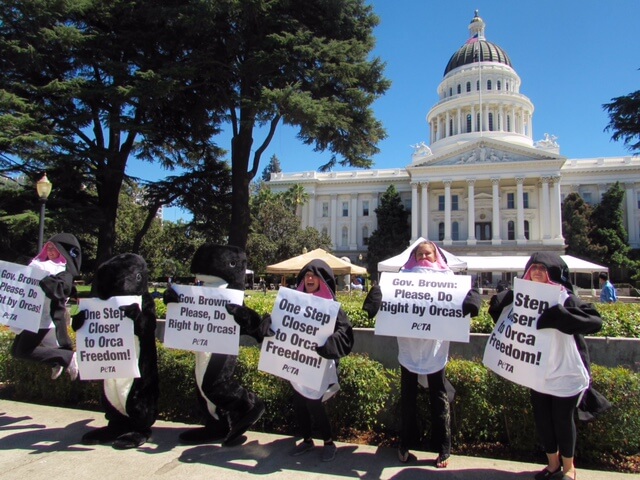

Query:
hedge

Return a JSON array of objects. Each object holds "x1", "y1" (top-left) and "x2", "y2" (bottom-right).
[{"x1": 1, "y1": 328, "x2": 638, "y2": 466}]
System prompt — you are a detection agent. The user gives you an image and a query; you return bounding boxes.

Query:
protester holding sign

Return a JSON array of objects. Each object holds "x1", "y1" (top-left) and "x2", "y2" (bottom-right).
[
  {"x1": 363, "y1": 241, "x2": 481, "y2": 468},
  {"x1": 11, "y1": 233, "x2": 82, "y2": 381},
  {"x1": 486, "y1": 252, "x2": 609, "y2": 480}
]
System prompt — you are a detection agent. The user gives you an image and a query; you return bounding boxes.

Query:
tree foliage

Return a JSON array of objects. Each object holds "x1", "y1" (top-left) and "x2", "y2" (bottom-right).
[
  {"x1": 603, "y1": 88, "x2": 640, "y2": 155},
  {"x1": 366, "y1": 184, "x2": 410, "y2": 278},
  {"x1": 261, "y1": 154, "x2": 282, "y2": 182},
  {"x1": 561, "y1": 192, "x2": 606, "y2": 261}
]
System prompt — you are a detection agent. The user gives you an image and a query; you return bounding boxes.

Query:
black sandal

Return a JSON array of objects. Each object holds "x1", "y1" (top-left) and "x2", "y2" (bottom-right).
[{"x1": 534, "y1": 465, "x2": 562, "y2": 480}]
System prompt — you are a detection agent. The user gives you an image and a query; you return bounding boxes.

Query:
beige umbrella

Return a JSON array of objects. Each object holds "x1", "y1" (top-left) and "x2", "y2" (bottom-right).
[{"x1": 266, "y1": 248, "x2": 367, "y2": 276}]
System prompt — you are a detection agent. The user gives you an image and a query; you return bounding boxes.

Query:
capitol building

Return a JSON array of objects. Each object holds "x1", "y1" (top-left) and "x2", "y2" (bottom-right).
[{"x1": 268, "y1": 12, "x2": 640, "y2": 280}]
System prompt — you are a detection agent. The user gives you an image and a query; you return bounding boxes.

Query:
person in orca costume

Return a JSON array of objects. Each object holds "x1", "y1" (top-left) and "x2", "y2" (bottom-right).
[
  {"x1": 164, "y1": 244, "x2": 270, "y2": 445},
  {"x1": 72, "y1": 253, "x2": 159, "y2": 450},
  {"x1": 11, "y1": 233, "x2": 82, "y2": 380}
]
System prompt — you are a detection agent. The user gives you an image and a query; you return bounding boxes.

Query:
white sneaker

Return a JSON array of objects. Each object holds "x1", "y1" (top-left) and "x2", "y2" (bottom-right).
[
  {"x1": 67, "y1": 352, "x2": 79, "y2": 381},
  {"x1": 51, "y1": 365, "x2": 64, "y2": 380}
]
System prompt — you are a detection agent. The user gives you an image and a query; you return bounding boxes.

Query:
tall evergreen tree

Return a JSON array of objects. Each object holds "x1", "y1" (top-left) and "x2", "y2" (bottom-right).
[
  {"x1": 261, "y1": 154, "x2": 282, "y2": 182},
  {"x1": 603, "y1": 88, "x2": 640, "y2": 155},
  {"x1": 590, "y1": 182, "x2": 633, "y2": 267},
  {"x1": 366, "y1": 185, "x2": 410, "y2": 278},
  {"x1": 561, "y1": 192, "x2": 606, "y2": 261}
]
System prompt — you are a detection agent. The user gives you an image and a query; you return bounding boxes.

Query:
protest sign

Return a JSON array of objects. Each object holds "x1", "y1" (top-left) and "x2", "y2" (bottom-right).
[
  {"x1": 374, "y1": 271, "x2": 472, "y2": 342},
  {"x1": 483, "y1": 278, "x2": 565, "y2": 392},
  {"x1": 0, "y1": 260, "x2": 49, "y2": 332},
  {"x1": 258, "y1": 288, "x2": 338, "y2": 391},
  {"x1": 75, "y1": 296, "x2": 141, "y2": 380},
  {"x1": 164, "y1": 285, "x2": 244, "y2": 355}
]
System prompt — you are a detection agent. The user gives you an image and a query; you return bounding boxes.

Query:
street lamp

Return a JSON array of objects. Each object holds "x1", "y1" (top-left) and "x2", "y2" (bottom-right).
[{"x1": 36, "y1": 174, "x2": 52, "y2": 252}]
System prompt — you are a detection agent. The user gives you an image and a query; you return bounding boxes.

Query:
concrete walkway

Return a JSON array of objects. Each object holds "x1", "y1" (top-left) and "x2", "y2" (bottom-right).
[{"x1": 0, "y1": 400, "x2": 634, "y2": 479}]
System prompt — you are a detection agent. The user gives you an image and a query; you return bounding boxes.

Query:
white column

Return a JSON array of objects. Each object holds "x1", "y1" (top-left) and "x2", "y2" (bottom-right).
[
  {"x1": 456, "y1": 108, "x2": 462, "y2": 135},
  {"x1": 541, "y1": 177, "x2": 551, "y2": 240},
  {"x1": 625, "y1": 183, "x2": 637, "y2": 245},
  {"x1": 492, "y1": 178, "x2": 501, "y2": 244},
  {"x1": 467, "y1": 179, "x2": 476, "y2": 245},
  {"x1": 411, "y1": 182, "x2": 419, "y2": 242},
  {"x1": 421, "y1": 182, "x2": 429, "y2": 240},
  {"x1": 307, "y1": 193, "x2": 316, "y2": 229},
  {"x1": 444, "y1": 180, "x2": 452, "y2": 245},
  {"x1": 551, "y1": 176, "x2": 563, "y2": 241},
  {"x1": 330, "y1": 195, "x2": 338, "y2": 249},
  {"x1": 471, "y1": 105, "x2": 476, "y2": 132},
  {"x1": 516, "y1": 177, "x2": 526, "y2": 244},
  {"x1": 350, "y1": 194, "x2": 358, "y2": 250},
  {"x1": 446, "y1": 111, "x2": 451, "y2": 137}
]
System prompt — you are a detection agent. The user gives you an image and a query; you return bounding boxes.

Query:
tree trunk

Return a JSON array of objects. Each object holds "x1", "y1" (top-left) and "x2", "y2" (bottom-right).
[{"x1": 228, "y1": 126, "x2": 254, "y2": 250}]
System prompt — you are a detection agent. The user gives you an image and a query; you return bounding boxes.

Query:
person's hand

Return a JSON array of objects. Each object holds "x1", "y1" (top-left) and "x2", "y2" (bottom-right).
[
  {"x1": 163, "y1": 286, "x2": 180, "y2": 304},
  {"x1": 315, "y1": 342, "x2": 331, "y2": 359},
  {"x1": 462, "y1": 289, "x2": 482, "y2": 317},
  {"x1": 119, "y1": 303, "x2": 141, "y2": 321},
  {"x1": 362, "y1": 285, "x2": 382, "y2": 319},
  {"x1": 225, "y1": 303, "x2": 261, "y2": 330},
  {"x1": 71, "y1": 309, "x2": 87, "y2": 331}
]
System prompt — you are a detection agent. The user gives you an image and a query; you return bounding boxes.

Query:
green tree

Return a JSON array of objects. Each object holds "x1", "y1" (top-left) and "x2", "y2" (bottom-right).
[
  {"x1": 603, "y1": 89, "x2": 640, "y2": 154},
  {"x1": 0, "y1": 0, "x2": 226, "y2": 265},
  {"x1": 261, "y1": 154, "x2": 282, "y2": 182},
  {"x1": 590, "y1": 182, "x2": 633, "y2": 267},
  {"x1": 562, "y1": 192, "x2": 606, "y2": 261},
  {"x1": 366, "y1": 185, "x2": 410, "y2": 278},
  {"x1": 212, "y1": 0, "x2": 390, "y2": 249}
]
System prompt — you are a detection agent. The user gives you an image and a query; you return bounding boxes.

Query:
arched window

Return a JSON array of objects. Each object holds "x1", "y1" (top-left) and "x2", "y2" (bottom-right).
[
  {"x1": 457, "y1": 84, "x2": 461, "y2": 94},
  {"x1": 506, "y1": 82, "x2": 510, "y2": 91},
  {"x1": 476, "y1": 80, "x2": 480, "y2": 91},
  {"x1": 507, "y1": 115, "x2": 511, "y2": 132},
  {"x1": 452, "y1": 222, "x2": 459, "y2": 240},
  {"x1": 466, "y1": 114, "x2": 472, "y2": 133},
  {"x1": 449, "y1": 119, "x2": 453, "y2": 136},
  {"x1": 449, "y1": 87, "x2": 452, "y2": 97},
  {"x1": 466, "y1": 81, "x2": 471, "y2": 92},
  {"x1": 507, "y1": 221, "x2": 515, "y2": 240},
  {"x1": 438, "y1": 222, "x2": 445, "y2": 241},
  {"x1": 497, "y1": 80, "x2": 502, "y2": 91},
  {"x1": 487, "y1": 79, "x2": 492, "y2": 90},
  {"x1": 476, "y1": 113, "x2": 481, "y2": 132},
  {"x1": 524, "y1": 221, "x2": 530, "y2": 240},
  {"x1": 488, "y1": 112, "x2": 494, "y2": 131},
  {"x1": 341, "y1": 226, "x2": 348, "y2": 247}
]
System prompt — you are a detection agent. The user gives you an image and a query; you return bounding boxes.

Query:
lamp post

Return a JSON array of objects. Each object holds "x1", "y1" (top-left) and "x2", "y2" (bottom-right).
[{"x1": 36, "y1": 174, "x2": 52, "y2": 252}]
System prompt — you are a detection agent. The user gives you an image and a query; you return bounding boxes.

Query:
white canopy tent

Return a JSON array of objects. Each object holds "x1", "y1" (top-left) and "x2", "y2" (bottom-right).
[
  {"x1": 456, "y1": 255, "x2": 607, "y2": 274},
  {"x1": 377, "y1": 238, "x2": 467, "y2": 273}
]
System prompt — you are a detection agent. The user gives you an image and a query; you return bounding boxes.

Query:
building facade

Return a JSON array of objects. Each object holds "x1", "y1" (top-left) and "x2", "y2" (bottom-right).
[{"x1": 268, "y1": 12, "x2": 640, "y2": 273}]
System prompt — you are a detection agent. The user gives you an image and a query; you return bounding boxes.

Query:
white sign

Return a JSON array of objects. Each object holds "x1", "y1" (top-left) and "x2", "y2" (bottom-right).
[
  {"x1": 258, "y1": 288, "x2": 338, "y2": 391},
  {"x1": 0, "y1": 260, "x2": 49, "y2": 332},
  {"x1": 483, "y1": 278, "x2": 564, "y2": 391},
  {"x1": 75, "y1": 296, "x2": 142, "y2": 380},
  {"x1": 374, "y1": 271, "x2": 472, "y2": 342},
  {"x1": 164, "y1": 285, "x2": 244, "y2": 355}
]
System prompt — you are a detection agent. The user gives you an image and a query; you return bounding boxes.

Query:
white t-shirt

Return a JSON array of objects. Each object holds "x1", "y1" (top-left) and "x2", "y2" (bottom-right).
[{"x1": 29, "y1": 259, "x2": 66, "y2": 330}]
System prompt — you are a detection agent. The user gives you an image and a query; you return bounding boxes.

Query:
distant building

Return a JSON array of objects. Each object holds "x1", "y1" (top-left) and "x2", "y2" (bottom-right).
[{"x1": 268, "y1": 11, "x2": 640, "y2": 276}]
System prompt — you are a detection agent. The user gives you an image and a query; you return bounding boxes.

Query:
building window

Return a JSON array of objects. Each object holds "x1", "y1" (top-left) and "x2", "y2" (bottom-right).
[
  {"x1": 438, "y1": 222, "x2": 445, "y2": 241},
  {"x1": 466, "y1": 81, "x2": 471, "y2": 92},
  {"x1": 487, "y1": 79, "x2": 492, "y2": 90},
  {"x1": 637, "y1": 192, "x2": 640, "y2": 209},
  {"x1": 497, "y1": 80, "x2": 501, "y2": 91},
  {"x1": 476, "y1": 80, "x2": 480, "y2": 91},
  {"x1": 342, "y1": 201, "x2": 348, "y2": 217},
  {"x1": 506, "y1": 82, "x2": 509, "y2": 91},
  {"x1": 449, "y1": 119, "x2": 453, "y2": 136},
  {"x1": 466, "y1": 114, "x2": 472, "y2": 133},
  {"x1": 452, "y1": 222, "x2": 459, "y2": 240},
  {"x1": 322, "y1": 202, "x2": 329, "y2": 217},
  {"x1": 452, "y1": 195, "x2": 459, "y2": 211},
  {"x1": 507, "y1": 220, "x2": 515, "y2": 240},
  {"x1": 438, "y1": 195, "x2": 445, "y2": 211},
  {"x1": 362, "y1": 226, "x2": 369, "y2": 245},
  {"x1": 523, "y1": 192, "x2": 529, "y2": 209},
  {"x1": 488, "y1": 112, "x2": 494, "y2": 131},
  {"x1": 476, "y1": 113, "x2": 480, "y2": 131},
  {"x1": 524, "y1": 220, "x2": 530, "y2": 240},
  {"x1": 583, "y1": 192, "x2": 593, "y2": 204},
  {"x1": 507, "y1": 115, "x2": 511, "y2": 131},
  {"x1": 457, "y1": 84, "x2": 461, "y2": 94},
  {"x1": 341, "y1": 226, "x2": 348, "y2": 247},
  {"x1": 363, "y1": 200, "x2": 369, "y2": 216},
  {"x1": 507, "y1": 192, "x2": 515, "y2": 209},
  {"x1": 449, "y1": 87, "x2": 452, "y2": 97}
]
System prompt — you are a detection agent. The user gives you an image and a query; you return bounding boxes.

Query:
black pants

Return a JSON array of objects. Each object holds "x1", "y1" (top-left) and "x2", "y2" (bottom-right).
[
  {"x1": 292, "y1": 390, "x2": 333, "y2": 442},
  {"x1": 530, "y1": 389, "x2": 581, "y2": 458},
  {"x1": 11, "y1": 328, "x2": 74, "y2": 368},
  {"x1": 400, "y1": 365, "x2": 451, "y2": 455}
]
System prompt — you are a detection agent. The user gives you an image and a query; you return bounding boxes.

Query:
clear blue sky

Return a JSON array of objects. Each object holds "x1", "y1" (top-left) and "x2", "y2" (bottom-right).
[{"x1": 133, "y1": 0, "x2": 640, "y2": 221}]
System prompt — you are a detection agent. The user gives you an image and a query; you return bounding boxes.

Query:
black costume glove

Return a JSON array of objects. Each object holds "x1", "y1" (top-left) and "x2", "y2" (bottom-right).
[
  {"x1": 362, "y1": 285, "x2": 382, "y2": 319},
  {"x1": 462, "y1": 288, "x2": 482, "y2": 317},
  {"x1": 163, "y1": 286, "x2": 180, "y2": 304},
  {"x1": 71, "y1": 309, "x2": 87, "y2": 332},
  {"x1": 225, "y1": 303, "x2": 261, "y2": 330},
  {"x1": 120, "y1": 303, "x2": 141, "y2": 321},
  {"x1": 315, "y1": 342, "x2": 332, "y2": 359}
]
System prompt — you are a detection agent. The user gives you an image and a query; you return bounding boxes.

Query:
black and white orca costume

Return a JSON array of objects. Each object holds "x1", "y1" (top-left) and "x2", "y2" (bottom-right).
[
  {"x1": 165, "y1": 244, "x2": 270, "y2": 445},
  {"x1": 73, "y1": 253, "x2": 159, "y2": 450}
]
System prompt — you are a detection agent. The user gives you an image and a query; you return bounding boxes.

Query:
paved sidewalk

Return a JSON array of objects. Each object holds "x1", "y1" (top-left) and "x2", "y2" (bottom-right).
[{"x1": 0, "y1": 400, "x2": 634, "y2": 479}]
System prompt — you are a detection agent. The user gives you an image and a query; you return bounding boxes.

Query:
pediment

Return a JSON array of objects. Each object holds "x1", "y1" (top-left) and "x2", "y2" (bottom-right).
[{"x1": 409, "y1": 139, "x2": 564, "y2": 168}]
